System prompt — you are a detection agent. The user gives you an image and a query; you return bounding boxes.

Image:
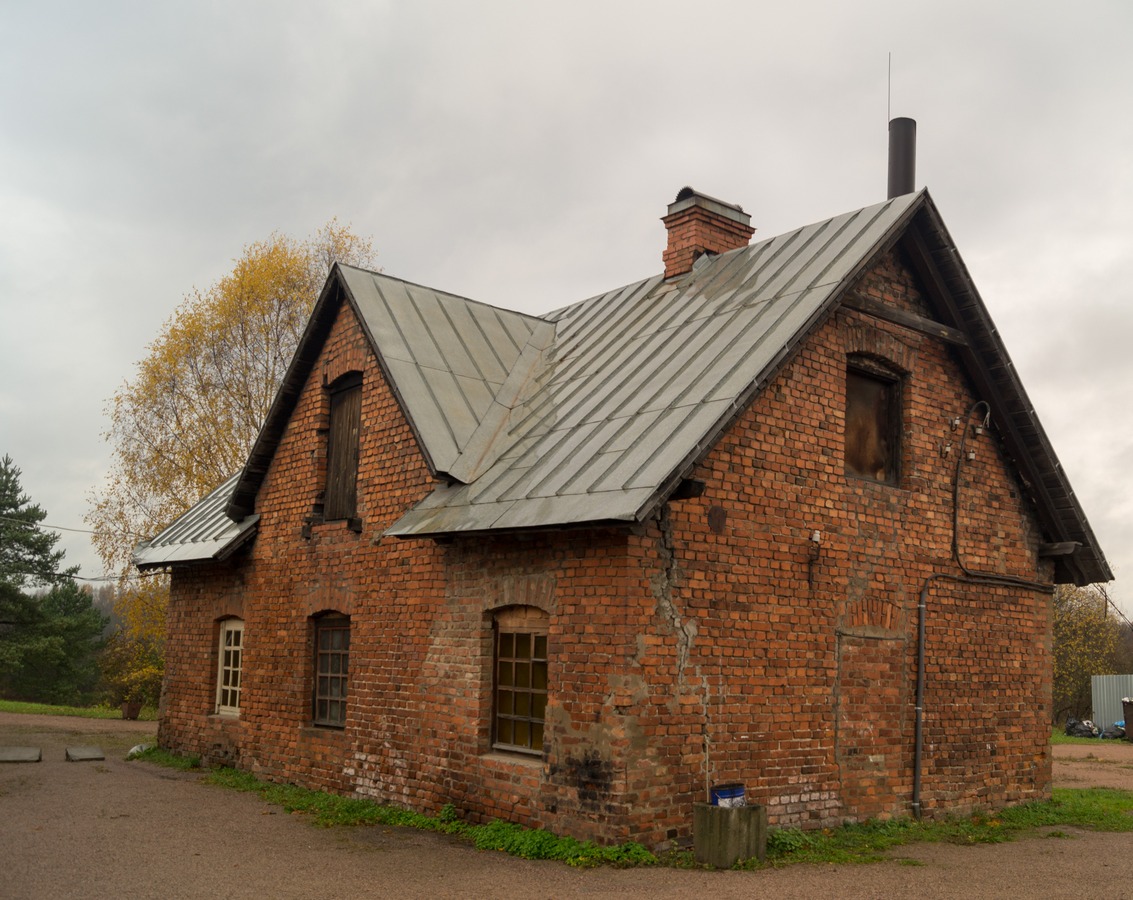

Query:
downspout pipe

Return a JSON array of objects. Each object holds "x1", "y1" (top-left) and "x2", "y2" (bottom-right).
[
  {"x1": 912, "y1": 571, "x2": 1052, "y2": 819},
  {"x1": 913, "y1": 402, "x2": 1055, "y2": 820}
]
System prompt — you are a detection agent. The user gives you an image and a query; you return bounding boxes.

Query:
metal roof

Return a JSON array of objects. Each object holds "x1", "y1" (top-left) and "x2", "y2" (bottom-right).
[
  {"x1": 338, "y1": 266, "x2": 544, "y2": 474},
  {"x1": 146, "y1": 189, "x2": 1109, "y2": 585},
  {"x1": 388, "y1": 193, "x2": 920, "y2": 536},
  {"x1": 133, "y1": 474, "x2": 256, "y2": 569}
]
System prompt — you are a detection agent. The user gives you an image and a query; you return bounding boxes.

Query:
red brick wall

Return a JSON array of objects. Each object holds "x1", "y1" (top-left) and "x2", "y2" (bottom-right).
[{"x1": 160, "y1": 246, "x2": 1054, "y2": 848}]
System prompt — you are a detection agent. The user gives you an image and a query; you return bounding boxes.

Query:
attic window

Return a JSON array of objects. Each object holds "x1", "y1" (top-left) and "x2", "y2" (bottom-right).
[
  {"x1": 845, "y1": 362, "x2": 901, "y2": 485},
  {"x1": 325, "y1": 372, "x2": 362, "y2": 520}
]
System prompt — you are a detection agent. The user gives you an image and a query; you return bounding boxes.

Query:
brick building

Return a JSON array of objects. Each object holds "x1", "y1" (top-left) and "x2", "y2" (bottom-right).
[{"x1": 136, "y1": 186, "x2": 1110, "y2": 847}]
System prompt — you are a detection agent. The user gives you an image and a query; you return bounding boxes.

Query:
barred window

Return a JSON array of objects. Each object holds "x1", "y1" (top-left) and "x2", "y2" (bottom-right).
[
  {"x1": 493, "y1": 607, "x2": 548, "y2": 755},
  {"x1": 215, "y1": 619, "x2": 244, "y2": 716},
  {"x1": 313, "y1": 614, "x2": 350, "y2": 728}
]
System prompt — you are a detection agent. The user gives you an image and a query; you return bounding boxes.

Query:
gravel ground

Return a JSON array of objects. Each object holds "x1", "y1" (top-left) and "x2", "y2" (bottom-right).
[{"x1": 2, "y1": 712, "x2": 1132, "y2": 899}]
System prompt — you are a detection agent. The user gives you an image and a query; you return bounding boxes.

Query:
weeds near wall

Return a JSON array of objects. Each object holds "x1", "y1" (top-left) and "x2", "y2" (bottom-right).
[
  {"x1": 133, "y1": 752, "x2": 1133, "y2": 870},
  {"x1": 757, "y1": 789, "x2": 1133, "y2": 868},
  {"x1": 204, "y1": 767, "x2": 656, "y2": 868}
]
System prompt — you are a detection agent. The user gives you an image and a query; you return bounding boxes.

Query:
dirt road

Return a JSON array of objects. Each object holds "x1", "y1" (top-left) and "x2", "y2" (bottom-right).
[{"x1": 2, "y1": 712, "x2": 1131, "y2": 899}]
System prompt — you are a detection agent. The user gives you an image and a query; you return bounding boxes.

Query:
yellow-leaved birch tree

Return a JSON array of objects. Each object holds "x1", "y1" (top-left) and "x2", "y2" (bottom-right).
[
  {"x1": 87, "y1": 222, "x2": 377, "y2": 660},
  {"x1": 1052, "y1": 583, "x2": 1123, "y2": 724}
]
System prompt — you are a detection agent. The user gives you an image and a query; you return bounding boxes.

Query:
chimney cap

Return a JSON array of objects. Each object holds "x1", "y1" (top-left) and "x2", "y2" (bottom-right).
[{"x1": 666, "y1": 187, "x2": 750, "y2": 225}]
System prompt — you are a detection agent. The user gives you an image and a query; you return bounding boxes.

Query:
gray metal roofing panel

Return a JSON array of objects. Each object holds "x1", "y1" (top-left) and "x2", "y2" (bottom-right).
[
  {"x1": 338, "y1": 265, "x2": 543, "y2": 475},
  {"x1": 386, "y1": 482, "x2": 649, "y2": 536},
  {"x1": 133, "y1": 474, "x2": 259, "y2": 569},
  {"x1": 489, "y1": 489, "x2": 649, "y2": 530},
  {"x1": 385, "y1": 194, "x2": 921, "y2": 534}
]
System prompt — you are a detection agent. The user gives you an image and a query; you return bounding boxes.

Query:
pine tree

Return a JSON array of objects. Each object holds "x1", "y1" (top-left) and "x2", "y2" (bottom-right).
[{"x1": 0, "y1": 455, "x2": 106, "y2": 704}]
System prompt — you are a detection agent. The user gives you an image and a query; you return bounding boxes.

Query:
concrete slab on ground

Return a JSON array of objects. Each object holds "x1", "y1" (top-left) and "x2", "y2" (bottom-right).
[
  {"x1": 0, "y1": 746, "x2": 42, "y2": 763},
  {"x1": 65, "y1": 746, "x2": 104, "y2": 761}
]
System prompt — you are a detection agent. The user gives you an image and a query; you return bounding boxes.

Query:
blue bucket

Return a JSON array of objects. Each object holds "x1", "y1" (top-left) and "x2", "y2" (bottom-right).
[{"x1": 710, "y1": 782, "x2": 746, "y2": 807}]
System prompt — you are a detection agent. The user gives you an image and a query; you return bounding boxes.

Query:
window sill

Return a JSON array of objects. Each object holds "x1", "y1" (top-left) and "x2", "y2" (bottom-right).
[
  {"x1": 482, "y1": 749, "x2": 542, "y2": 767},
  {"x1": 845, "y1": 473, "x2": 907, "y2": 492},
  {"x1": 300, "y1": 724, "x2": 346, "y2": 737}
]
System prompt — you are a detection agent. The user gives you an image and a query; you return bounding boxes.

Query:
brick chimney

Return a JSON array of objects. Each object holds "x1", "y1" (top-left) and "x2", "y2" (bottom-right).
[{"x1": 661, "y1": 187, "x2": 755, "y2": 278}]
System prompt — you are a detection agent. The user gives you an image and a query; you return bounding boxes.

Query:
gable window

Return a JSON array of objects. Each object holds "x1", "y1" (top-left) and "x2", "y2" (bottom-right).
[
  {"x1": 493, "y1": 607, "x2": 549, "y2": 755},
  {"x1": 845, "y1": 362, "x2": 901, "y2": 485},
  {"x1": 325, "y1": 372, "x2": 362, "y2": 521},
  {"x1": 313, "y1": 613, "x2": 350, "y2": 728},
  {"x1": 215, "y1": 619, "x2": 244, "y2": 716}
]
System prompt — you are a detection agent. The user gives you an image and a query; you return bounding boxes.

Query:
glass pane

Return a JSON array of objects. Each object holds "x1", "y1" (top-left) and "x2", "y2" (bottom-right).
[
  {"x1": 515, "y1": 633, "x2": 530, "y2": 659},
  {"x1": 342, "y1": 630, "x2": 349, "y2": 651},
  {"x1": 498, "y1": 633, "x2": 513, "y2": 658},
  {"x1": 318, "y1": 675, "x2": 329, "y2": 696},
  {"x1": 330, "y1": 655, "x2": 341, "y2": 675},
  {"x1": 532, "y1": 693, "x2": 546, "y2": 720},
  {"x1": 317, "y1": 699, "x2": 328, "y2": 720},
  {"x1": 497, "y1": 718, "x2": 513, "y2": 744},
  {"x1": 531, "y1": 723, "x2": 544, "y2": 750},
  {"x1": 498, "y1": 661, "x2": 513, "y2": 687},
  {"x1": 533, "y1": 661, "x2": 547, "y2": 690},
  {"x1": 515, "y1": 692, "x2": 530, "y2": 717},
  {"x1": 534, "y1": 635, "x2": 546, "y2": 658},
  {"x1": 329, "y1": 701, "x2": 341, "y2": 723},
  {"x1": 515, "y1": 662, "x2": 530, "y2": 688},
  {"x1": 498, "y1": 689, "x2": 513, "y2": 715},
  {"x1": 320, "y1": 630, "x2": 331, "y2": 650},
  {"x1": 319, "y1": 655, "x2": 330, "y2": 674},
  {"x1": 515, "y1": 720, "x2": 530, "y2": 747},
  {"x1": 331, "y1": 629, "x2": 343, "y2": 651}
]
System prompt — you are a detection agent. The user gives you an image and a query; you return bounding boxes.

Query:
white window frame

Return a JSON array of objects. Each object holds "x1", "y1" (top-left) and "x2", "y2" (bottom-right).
[{"x1": 216, "y1": 619, "x2": 244, "y2": 716}]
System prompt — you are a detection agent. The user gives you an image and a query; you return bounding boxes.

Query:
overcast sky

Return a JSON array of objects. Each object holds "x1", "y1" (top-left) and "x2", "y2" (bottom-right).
[{"x1": 1, "y1": 1, "x2": 1129, "y2": 614}]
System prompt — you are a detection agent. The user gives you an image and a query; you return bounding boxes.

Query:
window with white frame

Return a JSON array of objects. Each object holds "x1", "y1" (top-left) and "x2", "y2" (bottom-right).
[{"x1": 216, "y1": 619, "x2": 244, "y2": 715}]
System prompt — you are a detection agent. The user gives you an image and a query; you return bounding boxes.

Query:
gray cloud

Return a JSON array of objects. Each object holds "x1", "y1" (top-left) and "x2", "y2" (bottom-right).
[{"x1": 1, "y1": 0, "x2": 1130, "y2": 612}]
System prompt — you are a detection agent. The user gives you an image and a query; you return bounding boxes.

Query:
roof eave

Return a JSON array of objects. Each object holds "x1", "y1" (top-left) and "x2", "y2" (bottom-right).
[{"x1": 904, "y1": 195, "x2": 1111, "y2": 585}]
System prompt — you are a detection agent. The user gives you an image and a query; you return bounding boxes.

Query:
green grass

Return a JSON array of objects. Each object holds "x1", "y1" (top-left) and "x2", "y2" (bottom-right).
[
  {"x1": 131, "y1": 751, "x2": 1133, "y2": 870},
  {"x1": 754, "y1": 788, "x2": 1133, "y2": 868},
  {"x1": 201, "y1": 766, "x2": 655, "y2": 867},
  {"x1": 206, "y1": 766, "x2": 1133, "y2": 869},
  {"x1": 0, "y1": 699, "x2": 158, "y2": 721}
]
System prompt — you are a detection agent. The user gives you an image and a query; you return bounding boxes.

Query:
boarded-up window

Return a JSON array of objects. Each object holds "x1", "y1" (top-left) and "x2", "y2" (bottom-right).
[
  {"x1": 845, "y1": 366, "x2": 900, "y2": 485},
  {"x1": 313, "y1": 613, "x2": 349, "y2": 728},
  {"x1": 325, "y1": 373, "x2": 362, "y2": 520},
  {"x1": 493, "y1": 606, "x2": 549, "y2": 755}
]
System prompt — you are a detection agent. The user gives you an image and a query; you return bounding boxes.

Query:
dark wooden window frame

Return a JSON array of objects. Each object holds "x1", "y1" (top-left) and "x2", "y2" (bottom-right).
[
  {"x1": 312, "y1": 613, "x2": 350, "y2": 728},
  {"x1": 844, "y1": 358, "x2": 903, "y2": 486},
  {"x1": 492, "y1": 607, "x2": 549, "y2": 755},
  {"x1": 324, "y1": 372, "x2": 362, "y2": 521}
]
